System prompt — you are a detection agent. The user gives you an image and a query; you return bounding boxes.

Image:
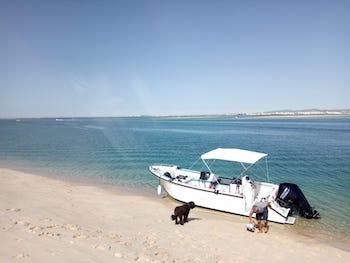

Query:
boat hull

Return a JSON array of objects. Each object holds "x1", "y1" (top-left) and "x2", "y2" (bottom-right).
[{"x1": 152, "y1": 170, "x2": 295, "y2": 224}]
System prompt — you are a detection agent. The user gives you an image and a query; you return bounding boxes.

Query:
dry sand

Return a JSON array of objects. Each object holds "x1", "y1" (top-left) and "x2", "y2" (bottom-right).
[{"x1": 0, "y1": 168, "x2": 349, "y2": 263}]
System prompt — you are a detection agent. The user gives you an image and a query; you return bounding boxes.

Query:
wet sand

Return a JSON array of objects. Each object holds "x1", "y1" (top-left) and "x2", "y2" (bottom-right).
[{"x1": 1, "y1": 168, "x2": 349, "y2": 262}]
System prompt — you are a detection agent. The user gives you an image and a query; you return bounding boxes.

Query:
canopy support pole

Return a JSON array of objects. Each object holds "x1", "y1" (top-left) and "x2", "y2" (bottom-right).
[
  {"x1": 265, "y1": 157, "x2": 270, "y2": 183},
  {"x1": 239, "y1": 162, "x2": 255, "y2": 177},
  {"x1": 202, "y1": 159, "x2": 212, "y2": 174},
  {"x1": 189, "y1": 157, "x2": 200, "y2": 170},
  {"x1": 240, "y1": 162, "x2": 247, "y2": 170}
]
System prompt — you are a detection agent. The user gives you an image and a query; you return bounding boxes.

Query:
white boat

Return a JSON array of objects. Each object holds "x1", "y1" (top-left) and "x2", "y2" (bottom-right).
[{"x1": 150, "y1": 148, "x2": 320, "y2": 224}]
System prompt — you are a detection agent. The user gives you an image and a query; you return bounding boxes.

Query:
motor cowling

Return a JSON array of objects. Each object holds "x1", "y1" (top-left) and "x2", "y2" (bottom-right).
[{"x1": 276, "y1": 183, "x2": 320, "y2": 219}]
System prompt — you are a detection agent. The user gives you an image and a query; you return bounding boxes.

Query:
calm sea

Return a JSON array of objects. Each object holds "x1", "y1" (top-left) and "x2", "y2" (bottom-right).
[{"x1": 0, "y1": 117, "x2": 349, "y2": 240}]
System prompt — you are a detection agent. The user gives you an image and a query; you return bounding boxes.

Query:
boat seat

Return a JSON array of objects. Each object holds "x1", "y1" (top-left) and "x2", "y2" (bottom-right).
[
  {"x1": 176, "y1": 175, "x2": 188, "y2": 182},
  {"x1": 200, "y1": 171, "x2": 210, "y2": 180},
  {"x1": 163, "y1": 172, "x2": 175, "y2": 180},
  {"x1": 217, "y1": 177, "x2": 232, "y2": 185}
]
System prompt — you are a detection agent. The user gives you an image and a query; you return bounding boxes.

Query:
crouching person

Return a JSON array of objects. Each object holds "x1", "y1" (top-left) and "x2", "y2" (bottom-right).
[{"x1": 249, "y1": 199, "x2": 270, "y2": 233}]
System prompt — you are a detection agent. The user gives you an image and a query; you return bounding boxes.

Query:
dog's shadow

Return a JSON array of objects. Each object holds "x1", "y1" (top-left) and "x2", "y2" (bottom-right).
[{"x1": 187, "y1": 217, "x2": 201, "y2": 222}]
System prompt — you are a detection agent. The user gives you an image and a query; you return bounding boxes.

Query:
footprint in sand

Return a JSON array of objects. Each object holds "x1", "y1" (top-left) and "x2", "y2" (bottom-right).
[
  {"x1": 37, "y1": 230, "x2": 61, "y2": 238},
  {"x1": 27, "y1": 226, "x2": 44, "y2": 234},
  {"x1": 46, "y1": 231, "x2": 61, "y2": 237},
  {"x1": 13, "y1": 253, "x2": 29, "y2": 259},
  {"x1": 94, "y1": 244, "x2": 106, "y2": 251},
  {"x1": 7, "y1": 208, "x2": 21, "y2": 212},
  {"x1": 105, "y1": 233, "x2": 121, "y2": 240},
  {"x1": 94, "y1": 244, "x2": 112, "y2": 251},
  {"x1": 73, "y1": 233, "x2": 88, "y2": 239},
  {"x1": 17, "y1": 221, "x2": 30, "y2": 227},
  {"x1": 193, "y1": 257, "x2": 202, "y2": 262},
  {"x1": 134, "y1": 254, "x2": 153, "y2": 262},
  {"x1": 65, "y1": 224, "x2": 81, "y2": 231},
  {"x1": 143, "y1": 239, "x2": 156, "y2": 248},
  {"x1": 9, "y1": 219, "x2": 24, "y2": 229},
  {"x1": 46, "y1": 224, "x2": 60, "y2": 229},
  {"x1": 174, "y1": 229, "x2": 184, "y2": 238},
  {"x1": 40, "y1": 218, "x2": 52, "y2": 222}
]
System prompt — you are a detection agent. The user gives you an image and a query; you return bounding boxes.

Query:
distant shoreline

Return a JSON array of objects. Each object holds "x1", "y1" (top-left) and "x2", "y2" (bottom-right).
[
  {"x1": 1, "y1": 113, "x2": 350, "y2": 121},
  {"x1": 1, "y1": 108, "x2": 350, "y2": 120},
  {"x1": 157, "y1": 114, "x2": 350, "y2": 120}
]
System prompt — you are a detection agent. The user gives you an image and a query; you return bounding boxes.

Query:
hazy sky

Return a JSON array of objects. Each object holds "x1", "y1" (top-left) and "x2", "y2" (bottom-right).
[{"x1": 1, "y1": 0, "x2": 349, "y2": 117}]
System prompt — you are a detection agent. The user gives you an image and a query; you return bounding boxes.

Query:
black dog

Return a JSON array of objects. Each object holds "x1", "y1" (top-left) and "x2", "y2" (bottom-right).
[{"x1": 171, "y1": 202, "x2": 195, "y2": 225}]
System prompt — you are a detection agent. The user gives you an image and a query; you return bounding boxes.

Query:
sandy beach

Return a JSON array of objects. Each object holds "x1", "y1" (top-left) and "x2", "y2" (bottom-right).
[{"x1": 0, "y1": 168, "x2": 349, "y2": 263}]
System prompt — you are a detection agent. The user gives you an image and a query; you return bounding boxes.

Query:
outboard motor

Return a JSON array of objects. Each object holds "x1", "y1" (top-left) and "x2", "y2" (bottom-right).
[{"x1": 276, "y1": 183, "x2": 320, "y2": 219}]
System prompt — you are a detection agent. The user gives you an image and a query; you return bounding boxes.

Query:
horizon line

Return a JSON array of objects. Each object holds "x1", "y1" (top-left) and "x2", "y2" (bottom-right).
[{"x1": 1, "y1": 108, "x2": 349, "y2": 120}]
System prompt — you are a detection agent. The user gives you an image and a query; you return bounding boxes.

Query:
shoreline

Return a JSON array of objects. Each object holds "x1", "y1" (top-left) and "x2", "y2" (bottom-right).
[
  {"x1": 2, "y1": 163, "x2": 350, "y2": 251},
  {"x1": 1, "y1": 167, "x2": 349, "y2": 262},
  {"x1": 0, "y1": 161, "x2": 158, "y2": 197}
]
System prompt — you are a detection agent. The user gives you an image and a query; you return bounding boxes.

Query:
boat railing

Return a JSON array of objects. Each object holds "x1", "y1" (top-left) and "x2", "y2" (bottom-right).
[
  {"x1": 178, "y1": 168, "x2": 200, "y2": 174},
  {"x1": 150, "y1": 164, "x2": 201, "y2": 174},
  {"x1": 151, "y1": 163, "x2": 177, "y2": 167}
]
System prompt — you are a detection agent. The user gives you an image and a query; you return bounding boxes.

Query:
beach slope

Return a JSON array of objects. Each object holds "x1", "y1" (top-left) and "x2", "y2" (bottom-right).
[{"x1": 0, "y1": 168, "x2": 349, "y2": 262}]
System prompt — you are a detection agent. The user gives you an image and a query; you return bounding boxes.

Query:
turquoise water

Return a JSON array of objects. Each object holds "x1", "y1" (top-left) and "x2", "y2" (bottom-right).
[{"x1": 0, "y1": 117, "x2": 349, "y2": 239}]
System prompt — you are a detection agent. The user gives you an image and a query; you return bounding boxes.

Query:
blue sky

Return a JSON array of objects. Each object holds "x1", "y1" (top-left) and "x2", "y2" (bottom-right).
[{"x1": 0, "y1": 0, "x2": 349, "y2": 117}]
